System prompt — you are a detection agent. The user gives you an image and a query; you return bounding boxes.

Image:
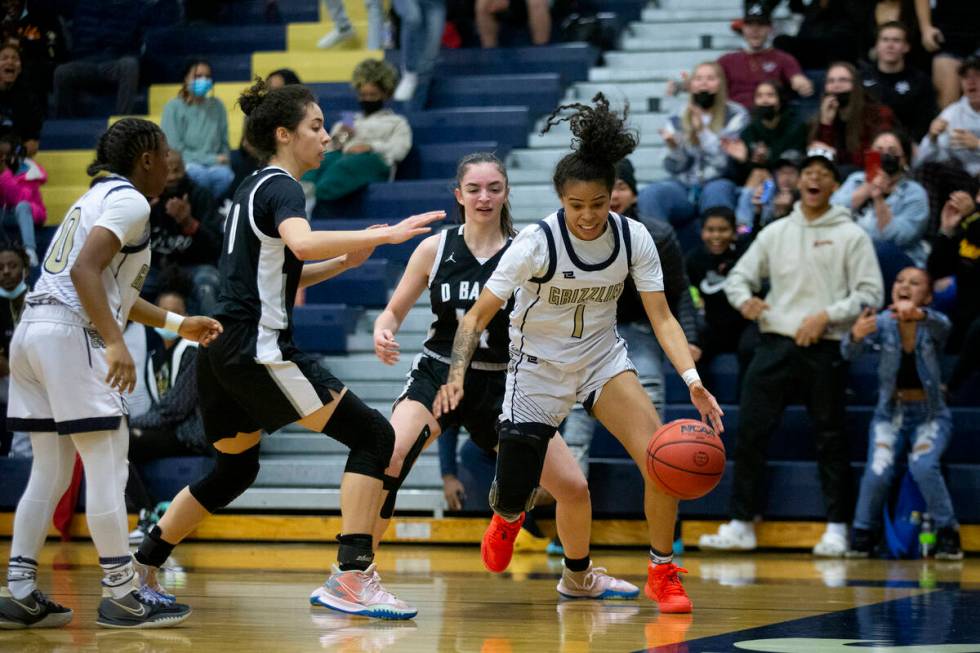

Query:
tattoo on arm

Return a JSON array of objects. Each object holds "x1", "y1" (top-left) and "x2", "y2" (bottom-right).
[{"x1": 447, "y1": 323, "x2": 481, "y2": 384}]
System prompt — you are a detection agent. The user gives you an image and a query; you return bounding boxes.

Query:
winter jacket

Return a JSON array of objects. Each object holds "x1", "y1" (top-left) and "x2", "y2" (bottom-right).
[{"x1": 0, "y1": 159, "x2": 46, "y2": 224}]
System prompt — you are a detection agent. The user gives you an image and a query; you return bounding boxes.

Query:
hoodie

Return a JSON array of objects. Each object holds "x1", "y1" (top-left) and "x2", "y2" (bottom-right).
[{"x1": 725, "y1": 202, "x2": 884, "y2": 340}]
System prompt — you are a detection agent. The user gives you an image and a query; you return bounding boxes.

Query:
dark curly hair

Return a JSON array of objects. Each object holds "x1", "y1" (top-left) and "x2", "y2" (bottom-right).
[
  {"x1": 0, "y1": 240, "x2": 30, "y2": 271},
  {"x1": 542, "y1": 93, "x2": 639, "y2": 196},
  {"x1": 454, "y1": 152, "x2": 515, "y2": 237},
  {"x1": 239, "y1": 76, "x2": 317, "y2": 162},
  {"x1": 87, "y1": 118, "x2": 166, "y2": 177}
]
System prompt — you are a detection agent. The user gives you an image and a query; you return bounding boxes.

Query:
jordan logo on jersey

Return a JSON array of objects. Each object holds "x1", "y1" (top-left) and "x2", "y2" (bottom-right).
[
  {"x1": 548, "y1": 282, "x2": 624, "y2": 306},
  {"x1": 444, "y1": 252, "x2": 457, "y2": 264}
]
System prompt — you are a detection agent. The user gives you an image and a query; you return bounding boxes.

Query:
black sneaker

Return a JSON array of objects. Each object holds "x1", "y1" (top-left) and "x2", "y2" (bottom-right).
[
  {"x1": 0, "y1": 587, "x2": 73, "y2": 629},
  {"x1": 96, "y1": 588, "x2": 191, "y2": 629},
  {"x1": 845, "y1": 527, "x2": 874, "y2": 558},
  {"x1": 936, "y1": 527, "x2": 964, "y2": 561}
]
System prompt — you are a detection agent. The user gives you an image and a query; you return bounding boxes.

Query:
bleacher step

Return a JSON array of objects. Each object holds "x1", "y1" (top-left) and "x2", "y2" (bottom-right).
[
  {"x1": 255, "y1": 456, "x2": 442, "y2": 488},
  {"x1": 229, "y1": 487, "x2": 446, "y2": 512}
]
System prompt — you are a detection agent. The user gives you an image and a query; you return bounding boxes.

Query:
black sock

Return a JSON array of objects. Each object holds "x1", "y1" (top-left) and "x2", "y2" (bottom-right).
[
  {"x1": 649, "y1": 547, "x2": 673, "y2": 565},
  {"x1": 337, "y1": 533, "x2": 375, "y2": 571},
  {"x1": 135, "y1": 525, "x2": 176, "y2": 568},
  {"x1": 564, "y1": 554, "x2": 591, "y2": 572}
]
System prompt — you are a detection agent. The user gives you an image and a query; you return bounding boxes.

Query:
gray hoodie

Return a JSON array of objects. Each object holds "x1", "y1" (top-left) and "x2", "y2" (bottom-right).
[{"x1": 725, "y1": 202, "x2": 884, "y2": 340}]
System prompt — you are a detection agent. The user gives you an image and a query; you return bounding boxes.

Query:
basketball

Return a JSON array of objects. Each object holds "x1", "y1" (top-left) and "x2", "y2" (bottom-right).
[{"x1": 646, "y1": 419, "x2": 726, "y2": 500}]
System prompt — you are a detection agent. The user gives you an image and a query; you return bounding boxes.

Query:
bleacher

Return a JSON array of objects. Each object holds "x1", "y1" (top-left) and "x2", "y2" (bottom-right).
[{"x1": 6, "y1": 0, "x2": 979, "y2": 543}]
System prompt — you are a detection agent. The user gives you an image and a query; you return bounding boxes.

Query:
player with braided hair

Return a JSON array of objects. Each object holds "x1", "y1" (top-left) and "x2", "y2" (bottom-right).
[
  {"x1": 0, "y1": 118, "x2": 223, "y2": 629},
  {"x1": 434, "y1": 95, "x2": 724, "y2": 613}
]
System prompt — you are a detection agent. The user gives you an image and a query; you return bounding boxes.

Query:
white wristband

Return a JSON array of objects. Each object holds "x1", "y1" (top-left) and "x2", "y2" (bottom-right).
[
  {"x1": 164, "y1": 311, "x2": 185, "y2": 334},
  {"x1": 681, "y1": 368, "x2": 701, "y2": 387}
]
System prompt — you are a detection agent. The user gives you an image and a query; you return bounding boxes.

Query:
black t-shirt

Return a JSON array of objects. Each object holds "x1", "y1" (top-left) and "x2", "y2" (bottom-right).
[
  {"x1": 685, "y1": 240, "x2": 749, "y2": 338},
  {"x1": 149, "y1": 176, "x2": 222, "y2": 267},
  {"x1": 0, "y1": 81, "x2": 42, "y2": 141},
  {"x1": 425, "y1": 225, "x2": 512, "y2": 365},
  {"x1": 0, "y1": 295, "x2": 24, "y2": 359},
  {"x1": 213, "y1": 167, "x2": 308, "y2": 328},
  {"x1": 860, "y1": 63, "x2": 936, "y2": 141}
]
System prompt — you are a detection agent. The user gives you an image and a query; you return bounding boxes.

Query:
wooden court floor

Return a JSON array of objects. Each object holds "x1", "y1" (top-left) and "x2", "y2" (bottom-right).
[{"x1": 0, "y1": 541, "x2": 978, "y2": 652}]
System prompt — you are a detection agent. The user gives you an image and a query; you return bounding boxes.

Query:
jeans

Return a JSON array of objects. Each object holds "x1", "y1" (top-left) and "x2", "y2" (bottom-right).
[
  {"x1": 637, "y1": 178, "x2": 737, "y2": 251},
  {"x1": 184, "y1": 163, "x2": 235, "y2": 200},
  {"x1": 732, "y1": 334, "x2": 851, "y2": 523},
  {"x1": 853, "y1": 401, "x2": 956, "y2": 530},
  {"x1": 2, "y1": 203, "x2": 37, "y2": 254},
  {"x1": 395, "y1": 0, "x2": 445, "y2": 77},
  {"x1": 323, "y1": 0, "x2": 384, "y2": 49},
  {"x1": 562, "y1": 323, "x2": 664, "y2": 475},
  {"x1": 52, "y1": 55, "x2": 139, "y2": 117}
]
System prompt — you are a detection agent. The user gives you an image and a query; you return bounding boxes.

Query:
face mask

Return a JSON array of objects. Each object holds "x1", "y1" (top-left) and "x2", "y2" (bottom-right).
[
  {"x1": 154, "y1": 327, "x2": 180, "y2": 341},
  {"x1": 358, "y1": 99, "x2": 384, "y2": 115},
  {"x1": 0, "y1": 279, "x2": 26, "y2": 299},
  {"x1": 189, "y1": 77, "x2": 213, "y2": 98},
  {"x1": 692, "y1": 91, "x2": 716, "y2": 110},
  {"x1": 881, "y1": 153, "x2": 903, "y2": 176},
  {"x1": 754, "y1": 105, "x2": 777, "y2": 121},
  {"x1": 834, "y1": 91, "x2": 851, "y2": 109}
]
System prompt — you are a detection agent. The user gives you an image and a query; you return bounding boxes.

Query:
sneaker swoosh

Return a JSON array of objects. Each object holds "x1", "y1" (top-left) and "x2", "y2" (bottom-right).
[
  {"x1": 110, "y1": 599, "x2": 147, "y2": 617},
  {"x1": 12, "y1": 598, "x2": 41, "y2": 616}
]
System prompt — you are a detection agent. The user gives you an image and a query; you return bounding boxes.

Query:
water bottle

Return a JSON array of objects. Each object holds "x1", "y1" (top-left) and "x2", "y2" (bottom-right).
[{"x1": 919, "y1": 512, "x2": 936, "y2": 558}]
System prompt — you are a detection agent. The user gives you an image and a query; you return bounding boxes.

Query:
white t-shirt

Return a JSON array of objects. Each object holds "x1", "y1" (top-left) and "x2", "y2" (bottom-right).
[{"x1": 486, "y1": 211, "x2": 663, "y2": 369}]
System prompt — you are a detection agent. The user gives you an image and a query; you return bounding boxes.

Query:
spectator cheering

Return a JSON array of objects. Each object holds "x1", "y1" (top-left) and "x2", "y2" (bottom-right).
[
  {"x1": 305, "y1": 59, "x2": 412, "y2": 203},
  {"x1": 843, "y1": 268, "x2": 962, "y2": 560},
  {"x1": 717, "y1": 4, "x2": 813, "y2": 109},
  {"x1": 146, "y1": 150, "x2": 223, "y2": 315},
  {"x1": 860, "y1": 21, "x2": 936, "y2": 142},
  {"x1": 831, "y1": 130, "x2": 929, "y2": 268},
  {"x1": 913, "y1": 56, "x2": 980, "y2": 178},
  {"x1": 735, "y1": 80, "x2": 808, "y2": 185},
  {"x1": 810, "y1": 62, "x2": 895, "y2": 172},
  {"x1": 637, "y1": 62, "x2": 748, "y2": 248},
  {"x1": 161, "y1": 59, "x2": 234, "y2": 200},
  {"x1": 736, "y1": 149, "x2": 802, "y2": 230},
  {"x1": 51, "y1": 0, "x2": 142, "y2": 117},
  {"x1": 700, "y1": 153, "x2": 883, "y2": 556},
  {"x1": 0, "y1": 44, "x2": 41, "y2": 157}
]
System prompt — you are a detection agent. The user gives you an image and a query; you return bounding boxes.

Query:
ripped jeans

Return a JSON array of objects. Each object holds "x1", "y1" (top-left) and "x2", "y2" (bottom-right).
[{"x1": 853, "y1": 400, "x2": 956, "y2": 530}]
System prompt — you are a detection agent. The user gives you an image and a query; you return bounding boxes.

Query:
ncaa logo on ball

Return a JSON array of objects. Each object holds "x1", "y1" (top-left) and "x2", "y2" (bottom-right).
[
  {"x1": 681, "y1": 424, "x2": 713, "y2": 435},
  {"x1": 693, "y1": 451, "x2": 709, "y2": 467}
]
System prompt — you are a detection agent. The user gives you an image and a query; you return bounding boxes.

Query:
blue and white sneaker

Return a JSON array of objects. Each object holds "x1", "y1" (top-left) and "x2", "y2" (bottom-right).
[
  {"x1": 0, "y1": 587, "x2": 73, "y2": 629},
  {"x1": 557, "y1": 563, "x2": 640, "y2": 600},
  {"x1": 310, "y1": 564, "x2": 417, "y2": 620},
  {"x1": 96, "y1": 587, "x2": 190, "y2": 629},
  {"x1": 133, "y1": 559, "x2": 176, "y2": 604}
]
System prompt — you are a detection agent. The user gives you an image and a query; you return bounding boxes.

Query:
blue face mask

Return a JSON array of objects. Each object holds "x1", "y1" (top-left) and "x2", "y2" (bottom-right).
[
  {"x1": 189, "y1": 77, "x2": 213, "y2": 98},
  {"x1": 154, "y1": 327, "x2": 180, "y2": 342},
  {"x1": 0, "y1": 280, "x2": 27, "y2": 300}
]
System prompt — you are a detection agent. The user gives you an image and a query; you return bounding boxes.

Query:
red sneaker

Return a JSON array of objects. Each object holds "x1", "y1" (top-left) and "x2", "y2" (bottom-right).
[
  {"x1": 481, "y1": 513, "x2": 524, "y2": 573},
  {"x1": 645, "y1": 562, "x2": 693, "y2": 613}
]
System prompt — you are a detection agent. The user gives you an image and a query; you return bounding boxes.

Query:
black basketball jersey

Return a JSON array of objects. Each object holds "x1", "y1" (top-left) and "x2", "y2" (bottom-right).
[
  {"x1": 423, "y1": 225, "x2": 512, "y2": 366},
  {"x1": 213, "y1": 166, "x2": 308, "y2": 332}
]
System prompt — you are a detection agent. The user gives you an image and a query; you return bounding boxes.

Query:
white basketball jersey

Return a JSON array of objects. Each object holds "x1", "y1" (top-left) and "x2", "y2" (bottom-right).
[
  {"x1": 508, "y1": 211, "x2": 634, "y2": 370},
  {"x1": 29, "y1": 176, "x2": 151, "y2": 329}
]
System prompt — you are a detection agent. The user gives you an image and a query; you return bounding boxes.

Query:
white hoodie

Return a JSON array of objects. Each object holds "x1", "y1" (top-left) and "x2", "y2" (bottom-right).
[{"x1": 725, "y1": 202, "x2": 884, "y2": 341}]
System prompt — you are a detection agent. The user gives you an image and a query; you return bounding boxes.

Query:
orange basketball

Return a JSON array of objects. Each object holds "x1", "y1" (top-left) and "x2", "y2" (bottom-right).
[{"x1": 645, "y1": 419, "x2": 726, "y2": 500}]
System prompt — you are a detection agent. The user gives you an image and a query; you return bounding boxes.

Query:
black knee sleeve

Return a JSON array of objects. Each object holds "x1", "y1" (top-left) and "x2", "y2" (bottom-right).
[
  {"x1": 380, "y1": 425, "x2": 430, "y2": 519},
  {"x1": 188, "y1": 445, "x2": 260, "y2": 513},
  {"x1": 489, "y1": 421, "x2": 554, "y2": 519},
  {"x1": 324, "y1": 391, "x2": 395, "y2": 481}
]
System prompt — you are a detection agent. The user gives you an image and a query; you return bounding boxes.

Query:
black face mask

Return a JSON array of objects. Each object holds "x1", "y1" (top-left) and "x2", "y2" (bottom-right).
[
  {"x1": 692, "y1": 91, "x2": 716, "y2": 110},
  {"x1": 754, "y1": 105, "x2": 778, "y2": 121},
  {"x1": 881, "y1": 153, "x2": 903, "y2": 176},
  {"x1": 834, "y1": 91, "x2": 852, "y2": 109},
  {"x1": 358, "y1": 99, "x2": 384, "y2": 115}
]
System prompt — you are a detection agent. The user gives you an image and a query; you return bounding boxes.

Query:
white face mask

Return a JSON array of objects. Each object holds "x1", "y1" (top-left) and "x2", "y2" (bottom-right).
[{"x1": 0, "y1": 279, "x2": 26, "y2": 300}]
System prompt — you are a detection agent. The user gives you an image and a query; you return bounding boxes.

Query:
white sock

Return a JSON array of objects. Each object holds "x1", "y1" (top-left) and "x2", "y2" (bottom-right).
[
  {"x1": 100, "y1": 555, "x2": 135, "y2": 599},
  {"x1": 70, "y1": 426, "x2": 131, "y2": 579},
  {"x1": 8, "y1": 432, "x2": 76, "y2": 599},
  {"x1": 826, "y1": 522, "x2": 847, "y2": 538}
]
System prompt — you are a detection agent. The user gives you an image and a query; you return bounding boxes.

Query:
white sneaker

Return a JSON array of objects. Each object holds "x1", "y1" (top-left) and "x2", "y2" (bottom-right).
[
  {"x1": 310, "y1": 564, "x2": 417, "y2": 620},
  {"x1": 698, "y1": 521, "x2": 757, "y2": 551},
  {"x1": 317, "y1": 27, "x2": 355, "y2": 49},
  {"x1": 556, "y1": 563, "x2": 639, "y2": 600},
  {"x1": 392, "y1": 72, "x2": 418, "y2": 102},
  {"x1": 812, "y1": 530, "x2": 848, "y2": 558}
]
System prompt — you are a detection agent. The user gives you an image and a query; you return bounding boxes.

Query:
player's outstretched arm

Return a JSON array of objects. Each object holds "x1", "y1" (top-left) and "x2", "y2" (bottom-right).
[
  {"x1": 374, "y1": 235, "x2": 439, "y2": 365},
  {"x1": 278, "y1": 211, "x2": 445, "y2": 261},
  {"x1": 433, "y1": 288, "x2": 504, "y2": 417},
  {"x1": 298, "y1": 225, "x2": 388, "y2": 289},
  {"x1": 129, "y1": 297, "x2": 223, "y2": 347},
  {"x1": 640, "y1": 290, "x2": 725, "y2": 433}
]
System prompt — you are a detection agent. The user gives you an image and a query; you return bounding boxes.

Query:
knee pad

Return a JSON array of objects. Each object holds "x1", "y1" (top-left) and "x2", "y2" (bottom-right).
[
  {"x1": 380, "y1": 426, "x2": 430, "y2": 519},
  {"x1": 488, "y1": 421, "x2": 554, "y2": 519},
  {"x1": 324, "y1": 391, "x2": 395, "y2": 481},
  {"x1": 188, "y1": 445, "x2": 260, "y2": 513}
]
